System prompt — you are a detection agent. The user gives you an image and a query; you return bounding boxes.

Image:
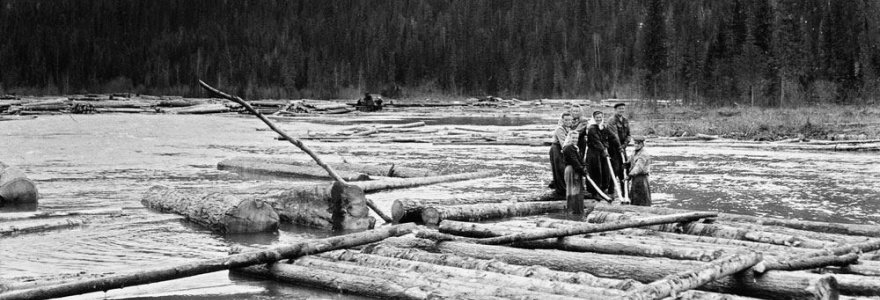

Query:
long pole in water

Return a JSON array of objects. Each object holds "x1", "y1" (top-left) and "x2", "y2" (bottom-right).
[
  {"x1": 620, "y1": 152, "x2": 630, "y2": 203},
  {"x1": 198, "y1": 80, "x2": 393, "y2": 223},
  {"x1": 583, "y1": 145, "x2": 611, "y2": 202}
]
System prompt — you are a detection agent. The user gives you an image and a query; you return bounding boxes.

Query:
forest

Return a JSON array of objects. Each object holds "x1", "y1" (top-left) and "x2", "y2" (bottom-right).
[{"x1": 1, "y1": 0, "x2": 878, "y2": 105}]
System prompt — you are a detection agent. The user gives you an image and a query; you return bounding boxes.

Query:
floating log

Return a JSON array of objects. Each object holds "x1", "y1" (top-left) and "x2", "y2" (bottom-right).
[
  {"x1": 380, "y1": 237, "x2": 880, "y2": 298},
  {"x1": 470, "y1": 212, "x2": 718, "y2": 245},
  {"x1": 421, "y1": 201, "x2": 566, "y2": 225},
  {"x1": 438, "y1": 220, "x2": 726, "y2": 261},
  {"x1": 0, "y1": 224, "x2": 416, "y2": 300},
  {"x1": 0, "y1": 162, "x2": 38, "y2": 204},
  {"x1": 172, "y1": 103, "x2": 231, "y2": 114},
  {"x1": 217, "y1": 157, "x2": 371, "y2": 181},
  {"x1": 575, "y1": 209, "x2": 838, "y2": 248},
  {"x1": 362, "y1": 244, "x2": 640, "y2": 290},
  {"x1": 392, "y1": 190, "x2": 560, "y2": 223},
  {"x1": 219, "y1": 156, "x2": 436, "y2": 178},
  {"x1": 227, "y1": 181, "x2": 375, "y2": 230},
  {"x1": 0, "y1": 218, "x2": 86, "y2": 236},
  {"x1": 0, "y1": 208, "x2": 122, "y2": 222},
  {"x1": 627, "y1": 252, "x2": 763, "y2": 300},
  {"x1": 141, "y1": 185, "x2": 278, "y2": 233},
  {"x1": 754, "y1": 253, "x2": 859, "y2": 273},
  {"x1": 635, "y1": 230, "x2": 817, "y2": 254},
  {"x1": 353, "y1": 171, "x2": 496, "y2": 193}
]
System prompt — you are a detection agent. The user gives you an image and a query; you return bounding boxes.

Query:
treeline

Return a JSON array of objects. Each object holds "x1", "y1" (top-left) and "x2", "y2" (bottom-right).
[{"x1": 1, "y1": 0, "x2": 878, "y2": 105}]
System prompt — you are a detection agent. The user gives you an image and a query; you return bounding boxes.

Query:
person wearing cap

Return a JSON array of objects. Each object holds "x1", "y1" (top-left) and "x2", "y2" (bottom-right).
[
  {"x1": 627, "y1": 136, "x2": 652, "y2": 206},
  {"x1": 606, "y1": 103, "x2": 630, "y2": 191},
  {"x1": 549, "y1": 112, "x2": 573, "y2": 195}
]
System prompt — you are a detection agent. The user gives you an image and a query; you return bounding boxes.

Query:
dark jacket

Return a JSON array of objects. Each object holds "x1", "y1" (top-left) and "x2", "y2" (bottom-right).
[
  {"x1": 607, "y1": 114, "x2": 631, "y2": 148},
  {"x1": 562, "y1": 144, "x2": 586, "y2": 176}
]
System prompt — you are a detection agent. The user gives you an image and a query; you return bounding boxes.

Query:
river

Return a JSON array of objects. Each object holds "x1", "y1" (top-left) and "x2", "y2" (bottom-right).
[{"x1": 1, "y1": 113, "x2": 878, "y2": 299}]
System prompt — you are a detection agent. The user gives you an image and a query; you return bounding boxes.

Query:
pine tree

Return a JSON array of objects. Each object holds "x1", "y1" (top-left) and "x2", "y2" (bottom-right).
[{"x1": 643, "y1": 0, "x2": 668, "y2": 98}]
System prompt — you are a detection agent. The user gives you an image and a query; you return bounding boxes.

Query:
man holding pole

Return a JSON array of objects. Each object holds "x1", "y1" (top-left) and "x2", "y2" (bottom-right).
[{"x1": 606, "y1": 103, "x2": 630, "y2": 194}]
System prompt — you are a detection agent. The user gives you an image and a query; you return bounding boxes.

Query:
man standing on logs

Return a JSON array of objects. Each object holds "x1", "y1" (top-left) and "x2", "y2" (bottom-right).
[
  {"x1": 585, "y1": 111, "x2": 618, "y2": 199},
  {"x1": 606, "y1": 103, "x2": 631, "y2": 192},
  {"x1": 549, "y1": 112, "x2": 573, "y2": 195},
  {"x1": 627, "y1": 136, "x2": 652, "y2": 206},
  {"x1": 562, "y1": 130, "x2": 592, "y2": 216}
]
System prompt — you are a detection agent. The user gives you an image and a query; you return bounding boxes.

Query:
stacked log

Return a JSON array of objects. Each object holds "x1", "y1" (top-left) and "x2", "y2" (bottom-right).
[
  {"x1": 0, "y1": 162, "x2": 38, "y2": 204},
  {"x1": 141, "y1": 185, "x2": 279, "y2": 233}
]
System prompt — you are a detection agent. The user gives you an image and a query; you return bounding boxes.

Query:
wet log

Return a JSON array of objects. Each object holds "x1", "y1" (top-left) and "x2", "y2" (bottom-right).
[
  {"x1": 141, "y1": 185, "x2": 279, "y2": 233},
  {"x1": 173, "y1": 103, "x2": 231, "y2": 114},
  {"x1": 635, "y1": 230, "x2": 816, "y2": 254},
  {"x1": 0, "y1": 162, "x2": 38, "y2": 204},
  {"x1": 438, "y1": 220, "x2": 726, "y2": 261},
  {"x1": 311, "y1": 250, "x2": 627, "y2": 298},
  {"x1": 217, "y1": 157, "x2": 371, "y2": 181},
  {"x1": 754, "y1": 253, "x2": 859, "y2": 273},
  {"x1": 575, "y1": 210, "x2": 838, "y2": 248},
  {"x1": 0, "y1": 208, "x2": 122, "y2": 222},
  {"x1": 0, "y1": 218, "x2": 86, "y2": 236},
  {"x1": 594, "y1": 203, "x2": 880, "y2": 238},
  {"x1": 236, "y1": 259, "x2": 580, "y2": 300},
  {"x1": 380, "y1": 237, "x2": 880, "y2": 298},
  {"x1": 627, "y1": 252, "x2": 763, "y2": 300},
  {"x1": 471, "y1": 212, "x2": 717, "y2": 245},
  {"x1": 391, "y1": 191, "x2": 560, "y2": 223},
  {"x1": 215, "y1": 181, "x2": 375, "y2": 230},
  {"x1": 353, "y1": 171, "x2": 497, "y2": 193},
  {"x1": 0, "y1": 224, "x2": 416, "y2": 300},
  {"x1": 421, "y1": 201, "x2": 566, "y2": 225},
  {"x1": 361, "y1": 243, "x2": 640, "y2": 290},
  {"x1": 219, "y1": 156, "x2": 436, "y2": 178}
]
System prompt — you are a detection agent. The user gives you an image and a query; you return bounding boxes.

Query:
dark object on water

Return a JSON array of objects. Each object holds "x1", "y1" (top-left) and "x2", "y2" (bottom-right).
[{"x1": 0, "y1": 162, "x2": 39, "y2": 204}]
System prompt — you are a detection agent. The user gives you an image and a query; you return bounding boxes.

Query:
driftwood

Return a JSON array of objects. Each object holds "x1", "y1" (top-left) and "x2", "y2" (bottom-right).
[
  {"x1": 0, "y1": 218, "x2": 86, "y2": 236},
  {"x1": 141, "y1": 185, "x2": 279, "y2": 233},
  {"x1": 421, "y1": 201, "x2": 566, "y2": 225},
  {"x1": 627, "y1": 252, "x2": 763, "y2": 300},
  {"x1": 0, "y1": 224, "x2": 416, "y2": 300},
  {"x1": 353, "y1": 171, "x2": 496, "y2": 193},
  {"x1": 0, "y1": 162, "x2": 38, "y2": 204},
  {"x1": 199, "y1": 80, "x2": 392, "y2": 222},
  {"x1": 470, "y1": 212, "x2": 717, "y2": 245},
  {"x1": 391, "y1": 191, "x2": 560, "y2": 223},
  {"x1": 0, "y1": 208, "x2": 122, "y2": 222},
  {"x1": 380, "y1": 237, "x2": 877, "y2": 298},
  {"x1": 361, "y1": 243, "x2": 641, "y2": 290},
  {"x1": 311, "y1": 251, "x2": 627, "y2": 298},
  {"x1": 438, "y1": 220, "x2": 726, "y2": 261},
  {"x1": 217, "y1": 157, "x2": 371, "y2": 181}
]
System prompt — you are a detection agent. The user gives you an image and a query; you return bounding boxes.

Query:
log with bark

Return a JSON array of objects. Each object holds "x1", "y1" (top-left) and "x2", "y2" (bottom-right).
[
  {"x1": 218, "y1": 156, "x2": 437, "y2": 178},
  {"x1": 361, "y1": 243, "x2": 640, "y2": 290},
  {"x1": 391, "y1": 190, "x2": 560, "y2": 223},
  {"x1": 627, "y1": 252, "x2": 763, "y2": 300},
  {"x1": 0, "y1": 162, "x2": 38, "y2": 204},
  {"x1": 753, "y1": 253, "x2": 859, "y2": 273},
  {"x1": 0, "y1": 224, "x2": 416, "y2": 300},
  {"x1": 420, "y1": 201, "x2": 566, "y2": 225},
  {"x1": 353, "y1": 171, "x2": 496, "y2": 193},
  {"x1": 380, "y1": 237, "x2": 880, "y2": 298},
  {"x1": 311, "y1": 250, "x2": 628, "y2": 298},
  {"x1": 217, "y1": 157, "x2": 371, "y2": 181},
  {"x1": 229, "y1": 181, "x2": 376, "y2": 230},
  {"x1": 141, "y1": 185, "x2": 279, "y2": 233},
  {"x1": 0, "y1": 218, "x2": 86, "y2": 236},
  {"x1": 438, "y1": 220, "x2": 727, "y2": 261},
  {"x1": 594, "y1": 203, "x2": 880, "y2": 238}
]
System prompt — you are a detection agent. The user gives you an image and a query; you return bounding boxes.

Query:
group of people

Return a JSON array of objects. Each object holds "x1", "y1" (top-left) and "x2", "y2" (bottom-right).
[
  {"x1": 548, "y1": 103, "x2": 652, "y2": 216},
  {"x1": 356, "y1": 93, "x2": 384, "y2": 112}
]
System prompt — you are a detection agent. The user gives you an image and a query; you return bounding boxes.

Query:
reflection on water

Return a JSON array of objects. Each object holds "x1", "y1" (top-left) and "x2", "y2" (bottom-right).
[{"x1": 1, "y1": 114, "x2": 879, "y2": 299}]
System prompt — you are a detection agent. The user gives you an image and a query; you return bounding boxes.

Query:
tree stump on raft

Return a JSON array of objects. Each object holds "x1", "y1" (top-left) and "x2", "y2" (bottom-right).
[
  {"x1": 0, "y1": 162, "x2": 38, "y2": 204},
  {"x1": 141, "y1": 185, "x2": 279, "y2": 234}
]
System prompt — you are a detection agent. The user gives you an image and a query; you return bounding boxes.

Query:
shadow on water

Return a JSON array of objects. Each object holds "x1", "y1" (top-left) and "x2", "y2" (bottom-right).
[{"x1": 0, "y1": 202, "x2": 38, "y2": 212}]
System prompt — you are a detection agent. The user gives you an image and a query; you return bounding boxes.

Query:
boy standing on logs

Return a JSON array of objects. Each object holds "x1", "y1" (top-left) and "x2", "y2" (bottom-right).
[
  {"x1": 549, "y1": 112, "x2": 573, "y2": 195},
  {"x1": 606, "y1": 103, "x2": 630, "y2": 191},
  {"x1": 585, "y1": 111, "x2": 618, "y2": 199},
  {"x1": 627, "y1": 136, "x2": 652, "y2": 206},
  {"x1": 562, "y1": 130, "x2": 592, "y2": 215}
]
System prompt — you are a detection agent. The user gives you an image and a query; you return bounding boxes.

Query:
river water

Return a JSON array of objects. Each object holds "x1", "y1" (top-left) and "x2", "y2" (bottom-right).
[{"x1": 1, "y1": 113, "x2": 879, "y2": 299}]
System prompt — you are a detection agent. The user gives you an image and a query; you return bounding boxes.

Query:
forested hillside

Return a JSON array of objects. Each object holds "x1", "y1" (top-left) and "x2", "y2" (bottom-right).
[{"x1": 1, "y1": 0, "x2": 878, "y2": 104}]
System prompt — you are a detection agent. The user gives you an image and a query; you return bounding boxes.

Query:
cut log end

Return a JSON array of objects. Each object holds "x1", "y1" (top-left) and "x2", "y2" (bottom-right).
[
  {"x1": 0, "y1": 178, "x2": 38, "y2": 203},
  {"x1": 422, "y1": 207, "x2": 441, "y2": 225},
  {"x1": 391, "y1": 200, "x2": 406, "y2": 223},
  {"x1": 223, "y1": 198, "x2": 280, "y2": 233}
]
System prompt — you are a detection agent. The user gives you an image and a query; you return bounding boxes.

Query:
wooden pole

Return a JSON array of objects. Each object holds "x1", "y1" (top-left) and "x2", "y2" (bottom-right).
[
  {"x1": 198, "y1": 80, "x2": 392, "y2": 223},
  {"x1": 0, "y1": 223, "x2": 416, "y2": 300},
  {"x1": 626, "y1": 252, "x2": 763, "y2": 300},
  {"x1": 473, "y1": 212, "x2": 716, "y2": 245},
  {"x1": 606, "y1": 156, "x2": 624, "y2": 202}
]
